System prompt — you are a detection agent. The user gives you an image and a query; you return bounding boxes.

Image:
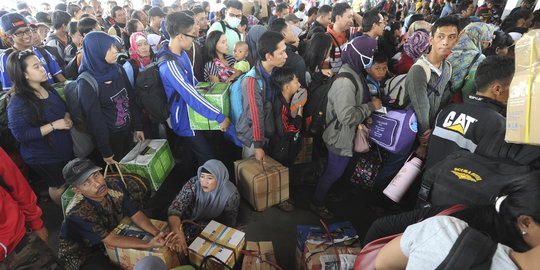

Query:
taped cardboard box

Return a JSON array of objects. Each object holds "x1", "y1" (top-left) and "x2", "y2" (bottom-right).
[
  {"x1": 296, "y1": 222, "x2": 360, "y2": 270},
  {"x1": 120, "y1": 139, "x2": 174, "y2": 191},
  {"x1": 234, "y1": 157, "x2": 289, "y2": 211},
  {"x1": 189, "y1": 220, "x2": 246, "y2": 269},
  {"x1": 242, "y1": 241, "x2": 278, "y2": 270},
  {"x1": 296, "y1": 243, "x2": 361, "y2": 270},
  {"x1": 188, "y1": 82, "x2": 230, "y2": 130},
  {"x1": 506, "y1": 29, "x2": 540, "y2": 145},
  {"x1": 105, "y1": 218, "x2": 180, "y2": 270}
]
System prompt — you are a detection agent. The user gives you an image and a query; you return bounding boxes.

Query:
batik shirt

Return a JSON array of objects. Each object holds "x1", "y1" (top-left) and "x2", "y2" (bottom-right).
[{"x1": 58, "y1": 178, "x2": 139, "y2": 270}]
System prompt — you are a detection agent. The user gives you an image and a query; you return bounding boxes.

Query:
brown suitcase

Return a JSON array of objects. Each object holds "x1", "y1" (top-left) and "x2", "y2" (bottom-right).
[{"x1": 234, "y1": 157, "x2": 289, "y2": 211}]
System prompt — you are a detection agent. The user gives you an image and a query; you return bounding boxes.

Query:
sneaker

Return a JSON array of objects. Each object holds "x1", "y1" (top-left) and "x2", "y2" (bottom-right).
[
  {"x1": 277, "y1": 200, "x2": 295, "y2": 212},
  {"x1": 310, "y1": 203, "x2": 335, "y2": 219}
]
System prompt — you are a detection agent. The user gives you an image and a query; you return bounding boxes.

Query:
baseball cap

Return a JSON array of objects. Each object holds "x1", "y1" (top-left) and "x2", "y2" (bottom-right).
[
  {"x1": 284, "y1": 13, "x2": 302, "y2": 23},
  {"x1": 0, "y1": 12, "x2": 29, "y2": 34},
  {"x1": 62, "y1": 158, "x2": 103, "y2": 186},
  {"x1": 148, "y1": 6, "x2": 166, "y2": 18}
]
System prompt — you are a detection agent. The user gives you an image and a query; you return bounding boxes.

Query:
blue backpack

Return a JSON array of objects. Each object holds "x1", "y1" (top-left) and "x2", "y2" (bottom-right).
[{"x1": 229, "y1": 67, "x2": 263, "y2": 125}]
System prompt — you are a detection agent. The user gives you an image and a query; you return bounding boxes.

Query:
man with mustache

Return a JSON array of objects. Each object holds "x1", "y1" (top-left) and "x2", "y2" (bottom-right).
[{"x1": 58, "y1": 158, "x2": 176, "y2": 270}]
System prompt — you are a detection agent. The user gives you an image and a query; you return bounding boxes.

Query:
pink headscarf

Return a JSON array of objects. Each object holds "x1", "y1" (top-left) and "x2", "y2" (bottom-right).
[{"x1": 129, "y1": 32, "x2": 151, "y2": 68}]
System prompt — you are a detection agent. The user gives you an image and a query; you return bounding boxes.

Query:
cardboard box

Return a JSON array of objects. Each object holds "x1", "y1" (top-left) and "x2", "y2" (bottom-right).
[
  {"x1": 61, "y1": 186, "x2": 86, "y2": 217},
  {"x1": 296, "y1": 222, "x2": 360, "y2": 270},
  {"x1": 506, "y1": 29, "x2": 540, "y2": 145},
  {"x1": 296, "y1": 243, "x2": 361, "y2": 270},
  {"x1": 189, "y1": 220, "x2": 246, "y2": 270},
  {"x1": 120, "y1": 139, "x2": 174, "y2": 191},
  {"x1": 52, "y1": 80, "x2": 71, "y2": 101},
  {"x1": 294, "y1": 137, "x2": 313, "y2": 165},
  {"x1": 234, "y1": 157, "x2": 289, "y2": 211},
  {"x1": 242, "y1": 241, "x2": 278, "y2": 270},
  {"x1": 188, "y1": 82, "x2": 230, "y2": 130},
  {"x1": 105, "y1": 218, "x2": 180, "y2": 270}
]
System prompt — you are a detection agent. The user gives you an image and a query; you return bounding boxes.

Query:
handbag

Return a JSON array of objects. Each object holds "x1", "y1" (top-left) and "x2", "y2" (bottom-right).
[
  {"x1": 103, "y1": 163, "x2": 151, "y2": 210},
  {"x1": 350, "y1": 145, "x2": 387, "y2": 190},
  {"x1": 369, "y1": 108, "x2": 417, "y2": 155},
  {"x1": 70, "y1": 127, "x2": 95, "y2": 158},
  {"x1": 353, "y1": 204, "x2": 467, "y2": 270},
  {"x1": 371, "y1": 58, "x2": 448, "y2": 155},
  {"x1": 354, "y1": 124, "x2": 370, "y2": 153}
]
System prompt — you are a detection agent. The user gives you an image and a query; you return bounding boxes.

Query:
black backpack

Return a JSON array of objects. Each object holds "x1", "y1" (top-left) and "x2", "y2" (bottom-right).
[
  {"x1": 436, "y1": 227, "x2": 497, "y2": 270},
  {"x1": 134, "y1": 54, "x2": 180, "y2": 124},
  {"x1": 0, "y1": 91, "x2": 11, "y2": 133},
  {"x1": 418, "y1": 150, "x2": 533, "y2": 207},
  {"x1": 64, "y1": 52, "x2": 80, "y2": 80},
  {"x1": 64, "y1": 71, "x2": 99, "y2": 133},
  {"x1": 303, "y1": 72, "x2": 359, "y2": 136}
]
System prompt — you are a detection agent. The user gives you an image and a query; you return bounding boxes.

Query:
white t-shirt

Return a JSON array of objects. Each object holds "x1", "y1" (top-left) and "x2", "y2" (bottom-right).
[{"x1": 400, "y1": 216, "x2": 518, "y2": 270}]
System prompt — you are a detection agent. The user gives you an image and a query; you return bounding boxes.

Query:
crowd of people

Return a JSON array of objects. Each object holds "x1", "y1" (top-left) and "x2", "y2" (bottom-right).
[{"x1": 1, "y1": 0, "x2": 540, "y2": 269}]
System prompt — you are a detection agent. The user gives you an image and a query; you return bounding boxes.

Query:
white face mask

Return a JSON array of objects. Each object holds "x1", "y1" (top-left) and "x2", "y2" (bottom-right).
[
  {"x1": 225, "y1": 16, "x2": 241, "y2": 28},
  {"x1": 343, "y1": 40, "x2": 373, "y2": 69}
]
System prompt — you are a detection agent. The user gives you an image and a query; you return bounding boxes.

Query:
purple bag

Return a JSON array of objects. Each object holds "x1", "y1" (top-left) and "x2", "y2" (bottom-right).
[{"x1": 369, "y1": 108, "x2": 418, "y2": 155}]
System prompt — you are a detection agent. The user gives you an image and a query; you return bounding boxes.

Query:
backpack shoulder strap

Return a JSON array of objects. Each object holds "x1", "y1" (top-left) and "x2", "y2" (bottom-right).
[
  {"x1": 245, "y1": 67, "x2": 263, "y2": 88},
  {"x1": 435, "y1": 227, "x2": 497, "y2": 270},
  {"x1": 463, "y1": 53, "x2": 482, "y2": 81},
  {"x1": 219, "y1": 20, "x2": 241, "y2": 40},
  {"x1": 127, "y1": 59, "x2": 139, "y2": 81},
  {"x1": 328, "y1": 33, "x2": 342, "y2": 59},
  {"x1": 35, "y1": 46, "x2": 52, "y2": 73},
  {"x1": 413, "y1": 57, "x2": 432, "y2": 82},
  {"x1": 335, "y1": 71, "x2": 360, "y2": 94},
  {"x1": 78, "y1": 71, "x2": 99, "y2": 95}
]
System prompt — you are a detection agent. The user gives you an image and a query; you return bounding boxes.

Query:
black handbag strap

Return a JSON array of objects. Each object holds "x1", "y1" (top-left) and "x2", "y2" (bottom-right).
[{"x1": 436, "y1": 227, "x2": 497, "y2": 270}]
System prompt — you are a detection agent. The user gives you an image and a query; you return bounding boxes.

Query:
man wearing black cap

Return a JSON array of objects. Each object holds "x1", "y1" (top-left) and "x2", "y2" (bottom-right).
[
  {"x1": 146, "y1": 7, "x2": 165, "y2": 37},
  {"x1": 58, "y1": 158, "x2": 175, "y2": 270},
  {"x1": 0, "y1": 12, "x2": 66, "y2": 91}
]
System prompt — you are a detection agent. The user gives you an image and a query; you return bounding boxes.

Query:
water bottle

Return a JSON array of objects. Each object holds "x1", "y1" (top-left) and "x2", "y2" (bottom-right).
[{"x1": 383, "y1": 157, "x2": 423, "y2": 202}]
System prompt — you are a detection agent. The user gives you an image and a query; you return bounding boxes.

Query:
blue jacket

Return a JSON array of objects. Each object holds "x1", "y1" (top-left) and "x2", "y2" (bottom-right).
[{"x1": 157, "y1": 42, "x2": 225, "y2": 137}]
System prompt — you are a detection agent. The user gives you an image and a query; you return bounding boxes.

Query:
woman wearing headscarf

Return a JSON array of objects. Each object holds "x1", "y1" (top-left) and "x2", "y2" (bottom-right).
[
  {"x1": 393, "y1": 31, "x2": 430, "y2": 75},
  {"x1": 167, "y1": 159, "x2": 240, "y2": 256},
  {"x1": 124, "y1": 32, "x2": 154, "y2": 87},
  {"x1": 311, "y1": 36, "x2": 382, "y2": 219},
  {"x1": 447, "y1": 22, "x2": 495, "y2": 100},
  {"x1": 78, "y1": 31, "x2": 144, "y2": 165},
  {"x1": 246, "y1": 25, "x2": 267, "y2": 66}
]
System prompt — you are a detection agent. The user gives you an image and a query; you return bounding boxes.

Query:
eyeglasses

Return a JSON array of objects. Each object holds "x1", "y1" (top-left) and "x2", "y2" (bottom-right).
[
  {"x1": 12, "y1": 28, "x2": 34, "y2": 38},
  {"x1": 182, "y1": 32, "x2": 198, "y2": 39}
]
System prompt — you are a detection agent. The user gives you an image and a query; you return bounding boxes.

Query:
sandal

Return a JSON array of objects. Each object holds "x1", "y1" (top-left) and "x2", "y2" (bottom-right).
[{"x1": 309, "y1": 203, "x2": 335, "y2": 219}]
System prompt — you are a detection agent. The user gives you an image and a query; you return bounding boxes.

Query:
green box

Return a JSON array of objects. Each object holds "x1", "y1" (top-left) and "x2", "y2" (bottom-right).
[
  {"x1": 187, "y1": 82, "x2": 230, "y2": 130},
  {"x1": 61, "y1": 186, "x2": 83, "y2": 217},
  {"x1": 120, "y1": 139, "x2": 174, "y2": 191},
  {"x1": 52, "y1": 80, "x2": 71, "y2": 101}
]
